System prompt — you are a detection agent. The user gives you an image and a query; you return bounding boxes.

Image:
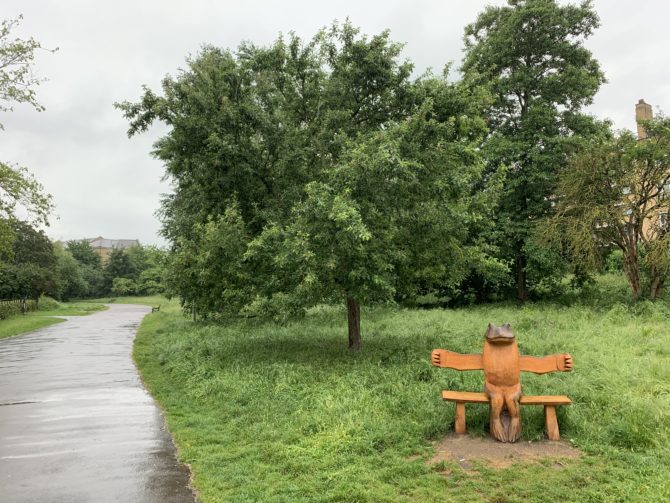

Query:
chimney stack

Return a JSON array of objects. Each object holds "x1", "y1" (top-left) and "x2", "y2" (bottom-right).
[{"x1": 636, "y1": 99, "x2": 653, "y2": 139}]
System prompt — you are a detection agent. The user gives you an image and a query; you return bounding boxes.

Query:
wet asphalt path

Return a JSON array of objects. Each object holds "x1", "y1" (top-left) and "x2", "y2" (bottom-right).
[{"x1": 0, "y1": 304, "x2": 195, "y2": 503}]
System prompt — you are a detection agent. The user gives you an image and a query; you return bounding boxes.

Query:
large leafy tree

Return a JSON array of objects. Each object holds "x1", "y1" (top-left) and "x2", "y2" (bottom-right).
[
  {"x1": 126, "y1": 244, "x2": 167, "y2": 295},
  {"x1": 118, "y1": 23, "x2": 414, "y2": 243},
  {"x1": 0, "y1": 220, "x2": 56, "y2": 300},
  {"x1": 52, "y1": 245, "x2": 88, "y2": 300},
  {"x1": 103, "y1": 248, "x2": 135, "y2": 292},
  {"x1": 66, "y1": 239, "x2": 101, "y2": 268},
  {"x1": 119, "y1": 23, "x2": 489, "y2": 349},
  {"x1": 0, "y1": 15, "x2": 55, "y2": 256},
  {"x1": 461, "y1": 0, "x2": 605, "y2": 300},
  {"x1": 245, "y1": 96, "x2": 488, "y2": 349},
  {"x1": 547, "y1": 118, "x2": 670, "y2": 300},
  {"x1": 66, "y1": 240, "x2": 107, "y2": 297}
]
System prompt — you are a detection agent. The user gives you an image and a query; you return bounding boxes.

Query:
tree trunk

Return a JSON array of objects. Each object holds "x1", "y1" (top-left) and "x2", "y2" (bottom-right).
[
  {"x1": 649, "y1": 265, "x2": 665, "y2": 300},
  {"x1": 622, "y1": 246, "x2": 642, "y2": 301},
  {"x1": 515, "y1": 254, "x2": 528, "y2": 302},
  {"x1": 347, "y1": 296, "x2": 361, "y2": 351}
]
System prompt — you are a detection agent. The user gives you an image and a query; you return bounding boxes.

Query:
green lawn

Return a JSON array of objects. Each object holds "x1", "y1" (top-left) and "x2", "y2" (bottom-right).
[
  {"x1": 0, "y1": 299, "x2": 107, "y2": 340},
  {"x1": 134, "y1": 280, "x2": 670, "y2": 502},
  {"x1": 30, "y1": 301, "x2": 108, "y2": 317},
  {"x1": 0, "y1": 315, "x2": 65, "y2": 340},
  {"x1": 86, "y1": 295, "x2": 165, "y2": 307}
]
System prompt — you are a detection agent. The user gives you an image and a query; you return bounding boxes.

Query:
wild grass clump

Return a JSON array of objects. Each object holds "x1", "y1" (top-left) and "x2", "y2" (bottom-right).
[
  {"x1": 135, "y1": 279, "x2": 670, "y2": 502},
  {"x1": 0, "y1": 302, "x2": 21, "y2": 320},
  {"x1": 37, "y1": 295, "x2": 61, "y2": 311}
]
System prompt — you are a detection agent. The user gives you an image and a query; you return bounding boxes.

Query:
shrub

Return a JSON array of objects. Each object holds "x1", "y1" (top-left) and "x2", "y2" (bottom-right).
[
  {"x1": 0, "y1": 303, "x2": 20, "y2": 320},
  {"x1": 111, "y1": 277, "x2": 136, "y2": 296},
  {"x1": 605, "y1": 249, "x2": 624, "y2": 272},
  {"x1": 38, "y1": 295, "x2": 61, "y2": 311}
]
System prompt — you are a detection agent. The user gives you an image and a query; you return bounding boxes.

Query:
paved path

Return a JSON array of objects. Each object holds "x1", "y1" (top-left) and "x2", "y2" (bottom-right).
[{"x1": 0, "y1": 304, "x2": 195, "y2": 503}]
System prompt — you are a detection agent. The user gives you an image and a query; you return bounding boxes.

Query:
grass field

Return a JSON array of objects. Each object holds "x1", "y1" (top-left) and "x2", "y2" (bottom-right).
[
  {"x1": 0, "y1": 299, "x2": 108, "y2": 340},
  {"x1": 134, "y1": 278, "x2": 670, "y2": 502}
]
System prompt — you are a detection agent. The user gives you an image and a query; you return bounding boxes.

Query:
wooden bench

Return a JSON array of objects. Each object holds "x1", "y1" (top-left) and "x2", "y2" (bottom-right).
[
  {"x1": 442, "y1": 391, "x2": 571, "y2": 440},
  {"x1": 151, "y1": 305, "x2": 160, "y2": 313}
]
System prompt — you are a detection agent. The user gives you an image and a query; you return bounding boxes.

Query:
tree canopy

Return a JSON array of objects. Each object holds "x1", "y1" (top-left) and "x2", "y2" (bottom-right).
[
  {"x1": 118, "y1": 22, "x2": 491, "y2": 348},
  {"x1": 547, "y1": 118, "x2": 670, "y2": 300},
  {"x1": 0, "y1": 220, "x2": 55, "y2": 300},
  {"x1": 66, "y1": 239, "x2": 101, "y2": 268},
  {"x1": 461, "y1": 0, "x2": 606, "y2": 300},
  {"x1": 0, "y1": 15, "x2": 55, "y2": 256}
]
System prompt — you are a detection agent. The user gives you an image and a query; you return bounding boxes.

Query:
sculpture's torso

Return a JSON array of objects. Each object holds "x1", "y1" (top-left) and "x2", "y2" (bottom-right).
[
  {"x1": 483, "y1": 339, "x2": 520, "y2": 387},
  {"x1": 482, "y1": 336, "x2": 522, "y2": 442}
]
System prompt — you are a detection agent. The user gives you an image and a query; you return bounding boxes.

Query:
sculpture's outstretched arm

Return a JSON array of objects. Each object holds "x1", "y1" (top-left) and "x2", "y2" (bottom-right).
[
  {"x1": 431, "y1": 349, "x2": 483, "y2": 370},
  {"x1": 520, "y1": 354, "x2": 573, "y2": 374}
]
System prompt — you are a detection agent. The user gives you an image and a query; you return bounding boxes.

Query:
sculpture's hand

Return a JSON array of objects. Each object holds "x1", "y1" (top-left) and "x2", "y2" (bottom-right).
[
  {"x1": 557, "y1": 353, "x2": 573, "y2": 372},
  {"x1": 432, "y1": 349, "x2": 447, "y2": 367}
]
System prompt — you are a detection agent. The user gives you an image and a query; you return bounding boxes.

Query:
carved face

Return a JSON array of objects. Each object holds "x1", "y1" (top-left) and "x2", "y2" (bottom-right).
[{"x1": 485, "y1": 323, "x2": 515, "y2": 345}]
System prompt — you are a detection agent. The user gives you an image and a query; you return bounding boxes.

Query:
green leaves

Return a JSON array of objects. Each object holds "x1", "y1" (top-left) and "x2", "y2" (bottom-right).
[
  {"x1": 548, "y1": 118, "x2": 670, "y2": 299},
  {"x1": 120, "y1": 23, "x2": 490, "y2": 333},
  {"x1": 165, "y1": 203, "x2": 252, "y2": 317},
  {"x1": 0, "y1": 15, "x2": 57, "y2": 126},
  {"x1": 0, "y1": 15, "x2": 55, "y2": 256},
  {"x1": 461, "y1": 0, "x2": 605, "y2": 299}
]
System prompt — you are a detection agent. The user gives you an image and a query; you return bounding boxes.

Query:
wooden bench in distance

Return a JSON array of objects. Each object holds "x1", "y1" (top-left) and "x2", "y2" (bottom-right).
[
  {"x1": 151, "y1": 305, "x2": 160, "y2": 313},
  {"x1": 442, "y1": 391, "x2": 571, "y2": 441}
]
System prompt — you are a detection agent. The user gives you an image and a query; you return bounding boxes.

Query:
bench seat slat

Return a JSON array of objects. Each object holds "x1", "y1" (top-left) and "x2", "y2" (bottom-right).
[
  {"x1": 520, "y1": 395, "x2": 571, "y2": 405},
  {"x1": 441, "y1": 390, "x2": 571, "y2": 405},
  {"x1": 441, "y1": 391, "x2": 489, "y2": 403}
]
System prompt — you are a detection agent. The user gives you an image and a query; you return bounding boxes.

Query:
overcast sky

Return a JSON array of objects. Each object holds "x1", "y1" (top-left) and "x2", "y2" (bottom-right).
[{"x1": 2, "y1": 0, "x2": 669, "y2": 246}]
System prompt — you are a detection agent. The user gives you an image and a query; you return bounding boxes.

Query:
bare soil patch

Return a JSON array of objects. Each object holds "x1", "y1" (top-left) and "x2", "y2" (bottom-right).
[{"x1": 430, "y1": 434, "x2": 581, "y2": 470}]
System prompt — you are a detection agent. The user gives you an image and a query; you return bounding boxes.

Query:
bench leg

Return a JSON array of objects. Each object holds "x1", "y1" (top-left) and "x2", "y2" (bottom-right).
[
  {"x1": 455, "y1": 403, "x2": 466, "y2": 434},
  {"x1": 544, "y1": 405, "x2": 560, "y2": 441}
]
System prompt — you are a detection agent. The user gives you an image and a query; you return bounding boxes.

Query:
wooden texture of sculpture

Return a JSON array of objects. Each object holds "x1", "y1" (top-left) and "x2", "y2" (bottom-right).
[{"x1": 432, "y1": 323, "x2": 573, "y2": 442}]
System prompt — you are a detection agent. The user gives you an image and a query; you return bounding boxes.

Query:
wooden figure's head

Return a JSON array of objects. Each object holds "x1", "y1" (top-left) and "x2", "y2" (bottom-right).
[{"x1": 485, "y1": 323, "x2": 515, "y2": 345}]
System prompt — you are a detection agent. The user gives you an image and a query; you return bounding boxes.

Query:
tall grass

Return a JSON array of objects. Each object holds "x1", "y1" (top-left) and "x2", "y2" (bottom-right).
[{"x1": 135, "y1": 277, "x2": 670, "y2": 502}]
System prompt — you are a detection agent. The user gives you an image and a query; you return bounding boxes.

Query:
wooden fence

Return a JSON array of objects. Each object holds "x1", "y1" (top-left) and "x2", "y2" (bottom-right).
[{"x1": 0, "y1": 298, "x2": 38, "y2": 314}]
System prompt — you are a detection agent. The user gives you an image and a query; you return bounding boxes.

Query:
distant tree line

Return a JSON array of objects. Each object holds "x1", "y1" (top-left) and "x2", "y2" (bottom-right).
[
  {"x1": 0, "y1": 16, "x2": 167, "y2": 306},
  {"x1": 0, "y1": 225, "x2": 167, "y2": 302}
]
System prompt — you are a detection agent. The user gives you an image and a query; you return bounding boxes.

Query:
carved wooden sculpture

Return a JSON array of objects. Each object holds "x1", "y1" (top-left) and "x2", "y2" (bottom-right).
[{"x1": 432, "y1": 323, "x2": 573, "y2": 442}]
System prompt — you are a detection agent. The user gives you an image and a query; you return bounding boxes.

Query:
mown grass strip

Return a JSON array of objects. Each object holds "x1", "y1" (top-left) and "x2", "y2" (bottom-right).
[
  {"x1": 29, "y1": 301, "x2": 108, "y2": 317},
  {"x1": 0, "y1": 316, "x2": 65, "y2": 340},
  {"x1": 0, "y1": 299, "x2": 108, "y2": 340}
]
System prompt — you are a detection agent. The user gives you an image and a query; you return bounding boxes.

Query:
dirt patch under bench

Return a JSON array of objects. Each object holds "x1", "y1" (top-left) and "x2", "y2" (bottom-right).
[{"x1": 431, "y1": 434, "x2": 581, "y2": 470}]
